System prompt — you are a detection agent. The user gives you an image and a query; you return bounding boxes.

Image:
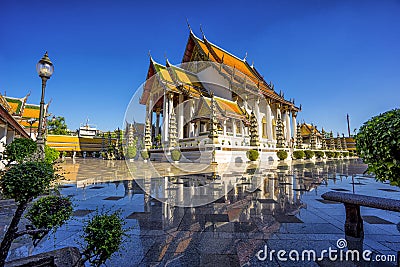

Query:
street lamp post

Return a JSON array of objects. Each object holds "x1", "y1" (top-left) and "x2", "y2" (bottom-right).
[{"x1": 36, "y1": 52, "x2": 54, "y2": 159}]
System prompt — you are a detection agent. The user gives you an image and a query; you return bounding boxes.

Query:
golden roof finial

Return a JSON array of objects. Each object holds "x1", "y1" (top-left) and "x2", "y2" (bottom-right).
[
  {"x1": 186, "y1": 18, "x2": 192, "y2": 32},
  {"x1": 243, "y1": 52, "x2": 248, "y2": 61},
  {"x1": 200, "y1": 24, "x2": 206, "y2": 39}
]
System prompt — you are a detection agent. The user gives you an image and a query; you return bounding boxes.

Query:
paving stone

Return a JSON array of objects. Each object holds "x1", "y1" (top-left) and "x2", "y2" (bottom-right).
[
  {"x1": 363, "y1": 216, "x2": 394, "y2": 225},
  {"x1": 72, "y1": 209, "x2": 94, "y2": 217},
  {"x1": 274, "y1": 215, "x2": 303, "y2": 223},
  {"x1": 126, "y1": 212, "x2": 151, "y2": 219},
  {"x1": 378, "y1": 188, "x2": 400, "y2": 192},
  {"x1": 88, "y1": 186, "x2": 104, "y2": 189},
  {"x1": 103, "y1": 196, "x2": 124, "y2": 200},
  {"x1": 205, "y1": 214, "x2": 229, "y2": 223}
]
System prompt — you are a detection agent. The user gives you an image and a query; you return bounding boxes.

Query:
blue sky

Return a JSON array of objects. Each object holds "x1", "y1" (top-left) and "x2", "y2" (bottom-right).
[{"x1": 1, "y1": 0, "x2": 399, "y2": 134}]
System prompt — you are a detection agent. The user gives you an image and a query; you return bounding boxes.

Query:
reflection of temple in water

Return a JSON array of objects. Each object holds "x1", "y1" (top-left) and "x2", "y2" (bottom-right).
[{"x1": 123, "y1": 159, "x2": 361, "y2": 264}]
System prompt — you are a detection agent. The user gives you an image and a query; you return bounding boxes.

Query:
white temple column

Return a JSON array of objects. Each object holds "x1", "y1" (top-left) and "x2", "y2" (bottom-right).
[
  {"x1": 196, "y1": 121, "x2": 200, "y2": 136},
  {"x1": 162, "y1": 92, "x2": 169, "y2": 143},
  {"x1": 267, "y1": 102, "x2": 274, "y2": 140},
  {"x1": 168, "y1": 93, "x2": 174, "y2": 142},
  {"x1": 149, "y1": 97, "x2": 153, "y2": 140},
  {"x1": 223, "y1": 120, "x2": 227, "y2": 136},
  {"x1": 255, "y1": 97, "x2": 262, "y2": 140},
  {"x1": 277, "y1": 106, "x2": 281, "y2": 120},
  {"x1": 291, "y1": 112, "x2": 297, "y2": 140},
  {"x1": 0, "y1": 124, "x2": 7, "y2": 152},
  {"x1": 155, "y1": 110, "x2": 160, "y2": 137},
  {"x1": 178, "y1": 94, "x2": 184, "y2": 139},
  {"x1": 232, "y1": 119, "x2": 236, "y2": 137},
  {"x1": 285, "y1": 110, "x2": 291, "y2": 143},
  {"x1": 189, "y1": 99, "x2": 195, "y2": 137}
]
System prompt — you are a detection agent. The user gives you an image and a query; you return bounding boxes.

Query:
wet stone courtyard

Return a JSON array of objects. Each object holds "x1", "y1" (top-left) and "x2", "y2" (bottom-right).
[{"x1": 1, "y1": 158, "x2": 399, "y2": 266}]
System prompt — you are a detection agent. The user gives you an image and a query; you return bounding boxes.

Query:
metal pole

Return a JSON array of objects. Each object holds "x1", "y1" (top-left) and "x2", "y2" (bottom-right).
[
  {"x1": 36, "y1": 77, "x2": 47, "y2": 159},
  {"x1": 347, "y1": 114, "x2": 351, "y2": 137}
]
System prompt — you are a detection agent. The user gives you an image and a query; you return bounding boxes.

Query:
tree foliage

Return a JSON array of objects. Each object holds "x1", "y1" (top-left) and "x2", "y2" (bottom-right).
[
  {"x1": 3, "y1": 138, "x2": 36, "y2": 163},
  {"x1": 141, "y1": 150, "x2": 149, "y2": 160},
  {"x1": 125, "y1": 146, "x2": 137, "y2": 159},
  {"x1": 292, "y1": 150, "x2": 305, "y2": 159},
  {"x1": 277, "y1": 150, "x2": 288, "y2": 160},
  {"x1": 246, "y1": 149, "x2": 259, "y2": 161},
  {"x1": 0, "y1": 161, "x2": 57, "y2": 203},
  {"x1": 356, "y1": 109, "x2": 400, "y2": 186},
  {"x1": 304, "y1": 150, "x2": 315, "y2": 159},
  {"x1": 27, "y1": 196, "x2": 73, "y2": 230},
  {"x1": 44, "y1": 145, "x2": 60, "y2": 164},
  {"x1": 315, "y1": 151, "x2": 325, "y2": 159},
  {"x1": 171, "y1": 149, "x2": 182, "y2": 161},
  {"x1": 47, "y1": 116, "x2": 68, "y2": 135},
  {"x1": 325, "y1": 151, "x2": 335, "y2": 158},
  {"x1": 81, "y1": 211, "x2": 126, "y2": 267}
]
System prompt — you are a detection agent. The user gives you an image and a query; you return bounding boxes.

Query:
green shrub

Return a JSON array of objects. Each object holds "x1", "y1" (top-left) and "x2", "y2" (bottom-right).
[
  {"x1": 315, "y1": 151, "x2": 325, "y2": 159},
  {"x1": 81, "y1": 210, "x2": 126, "y2": 267},
  {"x1": 27, "y1": 196, "x2": 72, "y2": 231},
  {"x1": 356, "y1": 109, "x2": 400, "y2": 186},
  {"x1": 246, "y1": 149, "x2": 259, "y2": 161},
  {"x1": 171, "y1": 149, "x2": 182, "y2": 161},
  {"x1": 349, "y1": 151, "x2": 354, "y2": 157},
  {"x1": 141, "y1": 150, "x2": 150, "y2": 160},
  {"x1": 0, "y1": 161, "x2": 57, "y2": 203},
  {"x1": 334, "y1": 151, "x2": 341, "y2": 158},
  {"x1": 44, "y1": 145, "x2": 60, "y2": 164},
  {"x1": 342, "y1": 151, "x2": 349, "y2": 157},
  {"x1": 0, "y1": 161, "x2": 65, "y2": 264},
  {"x1": 3, "y1": 138, "x2": 36, "y2": 163},
  {"x1": 126, "y1": 146, "x2": 137, "y2": 159},
  {"x1": 325, "y1": 151, "x2": 335, "y2": 158},
  {"x1": 292, "y1": 150, "x2": 305, "y2": 159},
  {"x1": 277, "y1": 150, "x2": 288, "y2": 160},
  {"x1": 304, "y1": 150, "x2": 315, "y2": 159}
]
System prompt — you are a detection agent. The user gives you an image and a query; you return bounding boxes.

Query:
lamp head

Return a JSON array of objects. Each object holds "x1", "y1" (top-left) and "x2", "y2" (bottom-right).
[{"x1": 36, "y1": 51, "x2": 54, "y2": 78}]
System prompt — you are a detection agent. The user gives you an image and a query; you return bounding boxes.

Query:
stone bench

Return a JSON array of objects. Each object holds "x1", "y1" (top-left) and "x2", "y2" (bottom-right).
[{"x1": 321, "y1": 191, "x2": 400, "y2": 238}]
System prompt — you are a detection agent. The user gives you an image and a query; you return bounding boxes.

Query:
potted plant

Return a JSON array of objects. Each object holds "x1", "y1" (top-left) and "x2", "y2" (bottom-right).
[
  {"x1": 141, "y1": 150, "x2": 150, "y2": 162},
  {"x1": 246, "y1": 149, "x2": 259, "y2": 162},
  {"x1": 304, "y1": 150, "x2": 315, "y2": 159},
  {"x1": 276, "y1": 150, "x2": 288, "y2": 160},
  {"x1": 292, "y1": 150, "x2": 305, "y2": 160},
  {"x1": 126, "y1": 145, "x2": 137, "y2": 162},
  {"x1": 171, "y1": 149, "x2": 182, "y2": 163}
]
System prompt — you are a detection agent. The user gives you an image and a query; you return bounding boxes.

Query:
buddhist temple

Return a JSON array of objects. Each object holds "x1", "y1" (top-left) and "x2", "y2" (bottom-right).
[
  {"x1": 139, "y1": 29, "x2": 300, "y2": 162},
  {"x1": 2, "y1": 93, "x2": 50, "y2": 139},
  {"x1": 0, "y1": 94, "x2": 30, "y2": 157}
]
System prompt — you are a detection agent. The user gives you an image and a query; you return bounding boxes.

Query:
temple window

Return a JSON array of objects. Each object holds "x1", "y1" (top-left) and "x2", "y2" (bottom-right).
[{"x1": 262, "y1": 116, "x2": 267, "y2": 138}]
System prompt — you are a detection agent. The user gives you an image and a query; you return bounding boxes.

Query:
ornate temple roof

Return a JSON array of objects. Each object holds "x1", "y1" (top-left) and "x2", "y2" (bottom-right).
[
  {"x1": 300, "y1": 123, "x2": 322, "y2": 137},
  {"x1": 194, "y1": 96, "x2": 248, "y2": 122},
  {"x1": 4, "y1": 95, "x2": 28, "y2": 116},
  {"x1": 141, "y1": 29, "x2": 299, "y2": 113},
  {"x1": 3, "y1": 94, "x2": 49, "y2": 130},
  {"x1": 0, "y1": 95, "x2": 30, "y2": 138},
  {"x1": 140, "y1": 57, "x2": 207, "y2": 104},
  {"x1": 182, "y1": 30, "x2": 299, "y2": 110}
]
